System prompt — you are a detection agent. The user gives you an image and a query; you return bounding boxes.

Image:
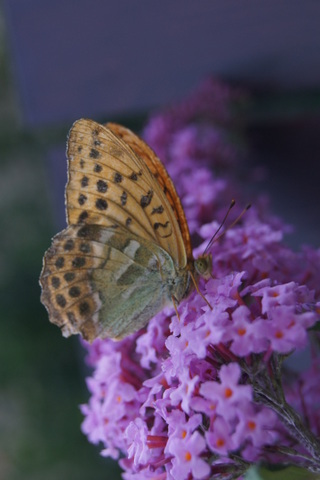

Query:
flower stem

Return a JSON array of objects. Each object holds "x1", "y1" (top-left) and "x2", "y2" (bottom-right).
[{"x1": 252, "y1": 355, "x2": 320, "y2": 471}]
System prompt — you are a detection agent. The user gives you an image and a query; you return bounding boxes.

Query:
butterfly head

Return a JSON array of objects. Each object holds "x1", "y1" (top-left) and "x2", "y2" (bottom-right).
[{"x1": 194, "y1": 254, "x2": 212, "y2": 280}]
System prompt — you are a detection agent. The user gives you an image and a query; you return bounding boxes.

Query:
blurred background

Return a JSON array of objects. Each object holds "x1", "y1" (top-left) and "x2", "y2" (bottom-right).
[{"x1": 0, "y1": 1, "x2": 319, "y2": 479}]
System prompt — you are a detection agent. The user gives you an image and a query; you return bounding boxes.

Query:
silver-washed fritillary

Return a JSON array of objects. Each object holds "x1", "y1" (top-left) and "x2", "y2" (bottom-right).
[{"x1": 40, "y1": 119, "x2": 212, "y2": 341}]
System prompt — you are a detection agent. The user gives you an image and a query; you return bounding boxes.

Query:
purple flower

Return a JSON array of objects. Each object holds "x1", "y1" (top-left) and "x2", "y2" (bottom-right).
[
  {"x1": 206, "y1": 417, "x2": 236, "y2": 456},
  {"x1": 258, "y1": 305, "x2": 314, "y2": 353},
  {"x1": 167, "y1": 431, "x2": 210, "y2": 480},
  {"x1": 222, "y1": 305, "x2": 268, "y2": 356},
  {"x1": 166, "y1": 410, "x2": 202, "y2": 441},
  {"x1": 258, "y1": 283, "x2": 294, "y2": 309},
  {"x1": 233, "y1": 405, "x2": 278, "y2": 451},
  {"x1": 126, "y1": 418, "x2": 151, "y2": 466},
  {"x1": 80, "y1": 78, "x2": 320, "y2": 478},
  {"x1": 169, "y1": 369, "x2": 199, "y2": 414},
  {"x1": 200, "y1": 363, "x2": 252, "y2": 419}
]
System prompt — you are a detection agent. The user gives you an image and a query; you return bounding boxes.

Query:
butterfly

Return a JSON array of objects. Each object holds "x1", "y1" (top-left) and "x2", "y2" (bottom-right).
[{"x1": 40, "y1": 119, "x2": 212, "y2": 342}]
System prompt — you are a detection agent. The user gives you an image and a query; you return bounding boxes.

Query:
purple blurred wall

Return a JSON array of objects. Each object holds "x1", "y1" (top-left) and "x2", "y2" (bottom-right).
[{"x1": 4, "y1": 0, "x2": 320, "y2": 127}]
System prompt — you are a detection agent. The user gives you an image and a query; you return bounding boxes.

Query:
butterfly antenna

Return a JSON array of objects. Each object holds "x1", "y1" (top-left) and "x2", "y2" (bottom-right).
[
  {"x1": 203, "y1": 201, "x2": 251, "y2": 255},
  {"x1": 203, "y1": 200, "x2": 235, "y2": 255}
]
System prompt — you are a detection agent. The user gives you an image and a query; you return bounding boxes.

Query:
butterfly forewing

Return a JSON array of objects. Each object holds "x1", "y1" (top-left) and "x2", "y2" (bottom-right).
[
  {"x1": 66, "y1": 119, "x2": 188, "y2": 268},
  {"x1": 106, "y1": 122, "x2": 193, "y2": 263}
]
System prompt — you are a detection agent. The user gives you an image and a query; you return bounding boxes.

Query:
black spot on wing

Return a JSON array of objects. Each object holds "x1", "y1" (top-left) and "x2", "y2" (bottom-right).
[
  {"x1": 78, "y1": 194, "x2": 87, "y2": 206},
  {"x1": 90, "y1": 148, "x2": 100, "y2": 159},
  {"x1": 140, "y1": 190, "x2": 153, "y2": 208},
  {"x1": 56, "y1": 294, "x2": 67, "y2": 308},
  {"x1": 152, "y1": 205, "x2": 164, "y2": 215},
  {"x1": 95, "y1": 198, "x2": 108, "y2": 210},
  {"x1": 64, "y1": 239, "x2": 75, "y2": 251},
  {"x1": 121, "y1": 191, "x2": 127, "y2": 206},
  {"x1": 96, "y1": 180, "x2": 108, "y2": 193},
  {"x1": 64, "y1": 272, "x2": 75, "y2": 282},
  {"x1": 72, "y1": 257, "x2": 86, "y2": 268},
  {"x1": 78, "y1": 211, "x2": 89, "y2": 223},
  {"x1": 81, "y1": 176, "x2": 89, "y2": 188},
  {"x1": 114, "y1": 172, "x2": 123, "y2": 183},
  {"x1": 69, "y1": 286, "x2": 81, "y2": 298},
  {"x1": 79, "y1": 301, "x2": 90, "y2": 315},
  {"x1": 153, "y1": 221, "x2": 172, "y2": 238},
  {"x1": 77, "y1": 225, "x2": 90, "y2": 238},
  {"x1": 51, "y1": 276, "x2": 60, "y2": 289},
  {"x1": 55, "y1": 257, "x2": 65, "y2": 269},
  {"x1": 154, "y1": 221, "x2": 169, "y2": 231}
]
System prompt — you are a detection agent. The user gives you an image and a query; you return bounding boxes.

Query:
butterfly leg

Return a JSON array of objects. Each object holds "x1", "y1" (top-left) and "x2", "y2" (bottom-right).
[
  {"x1": 189, "y1": 271, "x2": 213, "y2": 310},
  {"x1": 171, "y1": 296, "x2": 181, "y2": 321}
]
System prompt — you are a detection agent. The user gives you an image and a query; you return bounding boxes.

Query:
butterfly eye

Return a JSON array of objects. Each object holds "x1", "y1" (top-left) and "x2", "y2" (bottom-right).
[{"x1": 194, "y1": 255, "x2": 212, "y2": 279}]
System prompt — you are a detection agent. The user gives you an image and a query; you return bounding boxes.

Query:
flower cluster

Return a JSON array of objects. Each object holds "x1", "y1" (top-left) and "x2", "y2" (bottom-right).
[{"x1": 81, "y1": 78, "x2": 320, "y2": 479}]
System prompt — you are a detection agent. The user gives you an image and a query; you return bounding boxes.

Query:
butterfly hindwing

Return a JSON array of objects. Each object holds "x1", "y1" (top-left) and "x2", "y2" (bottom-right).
[{"x1": 40, "y1": 224, "x2": 189, "y2": 340}]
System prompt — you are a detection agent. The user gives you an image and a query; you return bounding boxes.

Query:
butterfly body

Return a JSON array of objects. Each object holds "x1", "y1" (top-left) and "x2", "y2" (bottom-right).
[{"x1": 40, "y1": 119, "x2": 211, "y2": 341}]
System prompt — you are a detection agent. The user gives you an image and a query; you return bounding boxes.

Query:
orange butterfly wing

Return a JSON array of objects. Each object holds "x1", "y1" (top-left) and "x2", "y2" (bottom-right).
[
  {"x1": 66, "y1": 119, "x2": 189, "y2": 268},
  {"x1": 106, "y1": 122, "x2": 193, "y2": 264}
]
